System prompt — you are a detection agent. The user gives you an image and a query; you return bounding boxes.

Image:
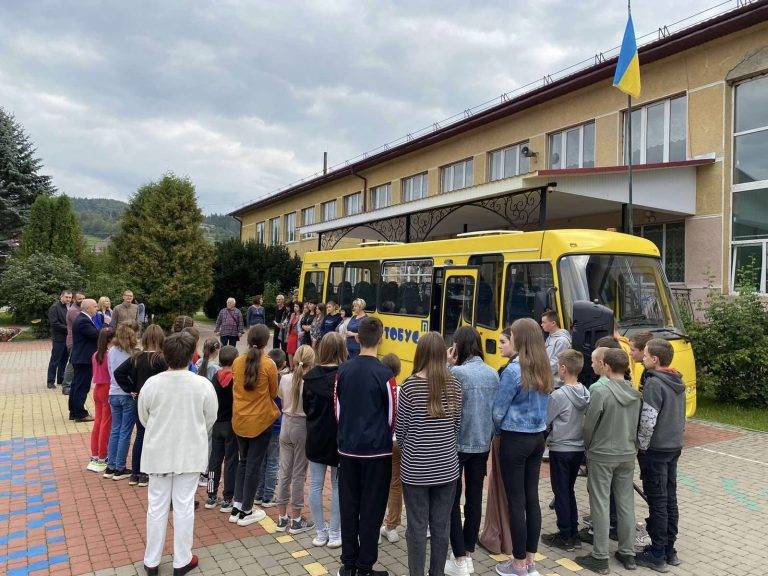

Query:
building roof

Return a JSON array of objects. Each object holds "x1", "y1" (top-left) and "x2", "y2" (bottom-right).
[{"x1": 232, "y1": 0, "x2": 768, "y2": 217}]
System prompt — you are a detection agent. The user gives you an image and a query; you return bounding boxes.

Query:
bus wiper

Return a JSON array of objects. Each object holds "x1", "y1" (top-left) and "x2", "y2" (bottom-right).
[{"x1": 649, "y1": 327, "x2": 690, "y2": 341}]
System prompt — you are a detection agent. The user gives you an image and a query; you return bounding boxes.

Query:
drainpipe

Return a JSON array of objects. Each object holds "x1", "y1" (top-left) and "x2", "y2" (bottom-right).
[
  {"x1": 352, "y1": 170, "x2": 368, "y2": 212},
  {"x1": 232, "y1": 214, "x2": 243, "y2": 240}
]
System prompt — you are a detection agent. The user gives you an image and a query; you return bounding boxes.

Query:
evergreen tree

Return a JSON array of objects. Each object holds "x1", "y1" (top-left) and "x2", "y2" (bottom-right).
[
  {"x1": 111, "y1": 173, "x2": 213, "y2": 325},
  {"x1": 18, "y1": 195, "x2": 85, "y2": 264}
]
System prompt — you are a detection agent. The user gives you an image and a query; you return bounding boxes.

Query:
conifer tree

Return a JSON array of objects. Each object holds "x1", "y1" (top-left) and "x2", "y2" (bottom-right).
[{"x1": 18, "y1": 195, "x2": 85, "y2": 264}]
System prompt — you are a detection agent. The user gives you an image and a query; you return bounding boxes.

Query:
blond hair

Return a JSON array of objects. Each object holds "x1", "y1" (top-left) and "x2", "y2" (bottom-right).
[
  {"x1": 510, "y1": 318, "x2": 554, "y2": 394},
  {"x1": 291, "y1": 345, "x2": 315, "y2": 413}
]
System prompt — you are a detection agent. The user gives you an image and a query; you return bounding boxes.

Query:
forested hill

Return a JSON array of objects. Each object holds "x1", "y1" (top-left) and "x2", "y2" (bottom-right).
[{"x1": 71, "y1": 197, "x2": 239, "y2": 242}]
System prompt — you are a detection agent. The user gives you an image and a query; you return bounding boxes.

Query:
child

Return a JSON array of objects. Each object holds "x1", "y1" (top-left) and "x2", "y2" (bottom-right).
[
  {"x1": 197, "y1": 338, "x2": 222, "y2": 381},
  {"x1": 635, "y1": 338, "x2": 685, "y2": 572},
  {"x1": 87, "y1": 329, "x2": 115, "y2": 473},
  {"x1": 380, "y1": 353, "x2": 403, "y2": 544},
  {"x1": 628, "y1": 331, "x2": 653, "y2": 391},
  {"x1": 254, "y1": 348, "x2": 287, "y2": 507},
  {"x1": 205, "y1": 345, "x2": 240, "y2": 511},
  {"x1": 275, "y1": 345, "x2": 316, "y2": 534},
  {"x1": 335, "y1": 317, "x2": 397, "y2": 576},
  {"x1": 542, "y1": 350, "x2": 590, "y2": 552},
  {"x1": 182, "y1": 326, "x2": 201, "y2": 371},
  {"x1": 576, "y1": 348, "x2": 641, "y2": 575},
  {"x1": 105, "y1": 323, "x2": 139, "y2": 481}
]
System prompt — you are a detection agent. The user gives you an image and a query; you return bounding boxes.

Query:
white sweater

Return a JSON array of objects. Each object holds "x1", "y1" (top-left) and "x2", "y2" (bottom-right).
[{"x1": 138, "y1": 369, "x2": 218, "y2": 474}]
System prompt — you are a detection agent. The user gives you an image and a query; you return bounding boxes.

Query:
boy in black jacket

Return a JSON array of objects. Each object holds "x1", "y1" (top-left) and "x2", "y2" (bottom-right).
[
  {"x1": 334, "y1": 317, "x2": 397, "y2": 576},
  {"x1": 636, "y1": 338, "x2": 686, "y2": 572}
]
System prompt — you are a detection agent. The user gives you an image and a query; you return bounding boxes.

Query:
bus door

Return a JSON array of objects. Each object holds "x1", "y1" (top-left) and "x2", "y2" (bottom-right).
[{"x1": 441, "y1": 267, "x2": 479, "y2": 345}]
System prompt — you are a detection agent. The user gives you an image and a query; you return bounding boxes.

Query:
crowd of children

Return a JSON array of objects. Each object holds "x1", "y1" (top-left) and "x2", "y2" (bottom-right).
[{"x1": 81, "y1": 304, "x2": 686, "y2": 576}]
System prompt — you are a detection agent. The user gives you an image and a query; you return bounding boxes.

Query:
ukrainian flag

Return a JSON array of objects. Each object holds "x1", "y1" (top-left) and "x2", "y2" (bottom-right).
[{"x1": 613, "y1": 15, "x2": 641, "y2": 98}]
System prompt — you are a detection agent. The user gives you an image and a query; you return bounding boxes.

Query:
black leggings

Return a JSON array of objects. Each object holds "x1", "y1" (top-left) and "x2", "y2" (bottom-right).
[{"x1": 499, "y1": 430, "x2": 546, "y2": 560}]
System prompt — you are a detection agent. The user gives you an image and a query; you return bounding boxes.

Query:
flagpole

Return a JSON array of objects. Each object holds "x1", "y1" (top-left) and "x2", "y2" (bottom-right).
[{"x1": 626, "y1": 0, "x2": 634, "y2": 235}]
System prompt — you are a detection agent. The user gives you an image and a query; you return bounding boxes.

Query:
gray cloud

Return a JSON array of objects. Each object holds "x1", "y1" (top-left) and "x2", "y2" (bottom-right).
[{"x1": 0, "y1": 0, "x2": 709, "y2": 213}]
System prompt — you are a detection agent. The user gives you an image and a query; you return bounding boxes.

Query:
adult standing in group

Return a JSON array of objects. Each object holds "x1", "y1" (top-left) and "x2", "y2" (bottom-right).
[
  {"x1": 93, "y1": 297, "x2": 113, "y2": 330},
  {"x1": 69, "y1": 298, "x2": 102, "y2": 422},
  {"x1": 445, "y1": 327, "x2": 499, "y2": 576},
  {"x1": 47, "y1": 290, "x2": 72, "y2": 389},
  {"x1": 247, "y1": 296, "x2": 266, "y2": 327},
  {"x1": 139, "y1": 331, "x2": 218, "y2": 576},
  {"x1": 113, "y1": 289, "x2": 139, "y2": 328},
  {"x1": 320, "y1": 301, "x2": 343, "y2": 339},
  {"x1": 310, "y1": 302, "x2": 325, "y2": 347},
  {"x1": 272, "y1": 295, "x2": 289, "y2": 351},
  {"x1": 299, "y1": 302, "x2": 316, "y2": 347},
  {"x1": 285, "y1": 301, "x2": 302, "y2": 369},
  {"x1": 491, "y1": 319, "x2": 553, "y2": 576},
  {"x1": 215, "y1": 298, "x2": 245, "y2": 347},
  {"x1": 397, "y1": 332, "x2": 462, "y2": 576},
  {"x1": 62, "y1": 291, "x2": 85, "y2": 395},
  {"x1": 344, "y1": 299, "x2": 367, "y2": 358}
]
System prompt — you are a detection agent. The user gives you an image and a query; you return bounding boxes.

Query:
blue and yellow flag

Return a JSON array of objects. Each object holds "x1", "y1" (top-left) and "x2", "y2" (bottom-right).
[{"x1": 613, "y1": 15, "x2": 641, "y2": 98}]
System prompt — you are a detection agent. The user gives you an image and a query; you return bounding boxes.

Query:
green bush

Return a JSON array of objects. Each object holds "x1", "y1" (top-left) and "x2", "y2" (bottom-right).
[{"x1": 685, "y1": 267, "x2": 768, "y2": 407}]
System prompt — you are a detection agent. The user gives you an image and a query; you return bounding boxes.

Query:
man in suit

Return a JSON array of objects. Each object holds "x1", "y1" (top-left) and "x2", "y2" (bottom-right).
[{"x1": 70, "y1": 298, "x2": 101, "y2": 422}]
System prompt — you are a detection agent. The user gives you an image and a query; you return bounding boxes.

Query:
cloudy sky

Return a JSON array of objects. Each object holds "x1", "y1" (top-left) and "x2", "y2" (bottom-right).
[{"x1": 0, "y1": 0, "x2": 715, "y2": 214}]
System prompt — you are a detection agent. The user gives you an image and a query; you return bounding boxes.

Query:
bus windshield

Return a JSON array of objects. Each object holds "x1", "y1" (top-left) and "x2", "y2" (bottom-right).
[{"x1": 558, "y1": 253, "x2": 685, "y2": 336}]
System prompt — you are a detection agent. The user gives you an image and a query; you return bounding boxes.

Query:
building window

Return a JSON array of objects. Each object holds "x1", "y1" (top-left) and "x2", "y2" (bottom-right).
[
  {"x1": 344, "y1": 192, "x2": 362, "y2": 216},
  {"x1": 402, "y1": 173, "x2": 428, "y2": 202},
  {"x1": 284, "y1": 212, "x2": 296, "y2": 243},
  {"x1": 322, "y1": 200, "x2": 336, "y2": 222},
  {"x1": 301, "y1": 206, "x2": 315, "y2": 239},
  {"x1": 623, "y1": 95, "x2": 687, "y2": 164},
  {"x1": 270, "y1": 217, "x2": 281, "y2": 245},
  {"x1": 734, "y1": 74, "x2": 768, "y2": 185},
  {"x1": 489, "y1": 142, "x2": 530, "y2": 181},
  {"x1": 441, "y1": 159, "x2": 473, "y2": 193},
  {"x1": 370, "y1": 183, "x2": 392, "y2": 209},
  {"x1": 255, "y1": 222, "x2": 265, "y2": 244},
  {"x1": 549, "y1": 122, "x2": 595, "y2": 169},
  {"x1": 634, "y1": 222, "x2": 685, "y2": 283}
]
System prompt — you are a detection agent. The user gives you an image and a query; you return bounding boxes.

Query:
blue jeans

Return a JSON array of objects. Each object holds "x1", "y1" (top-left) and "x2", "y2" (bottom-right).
[
  {"x1": 108, "y1": 395, "x2": 136, "y2": 470},
  {"x1": 309, "y1": 461, "x2": 340, "y2": 540},
  {"x1": 255, "y1": 430, "x2": 280, "y2": 502}
]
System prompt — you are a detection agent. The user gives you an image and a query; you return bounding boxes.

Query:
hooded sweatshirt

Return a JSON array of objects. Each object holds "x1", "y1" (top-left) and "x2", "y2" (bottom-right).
[
  {"x1": 637, "y1": 368, "x2": 686, "y2": 452},
  {"x1": 302, "y1": 365, "x2": 340, "y2": 466},
  {"x1": 583, "y1": 376, "x2": 641, "y2": 462},
  {"x1": 546, "y1": 383, "x2": 590, "y2": 452},
  {"x1": 546, "y1": 329, "x2": 572, "y2": 378},
  {"x1": 211, "y1": 367, "x2": 234, "y2": 423}
]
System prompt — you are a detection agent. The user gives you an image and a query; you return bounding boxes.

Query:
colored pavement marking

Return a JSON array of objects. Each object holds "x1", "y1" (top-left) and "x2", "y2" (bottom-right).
[
  {"x1": 721, "y1": 478, "x2": 761, "y2": 511},
  {"x1": 303, "y1": 562, "x2": 328, "y2": 576},
  {"x1": 0, "y1": 544, "x2": 47, "y2": 564},
  {"x1": 556, "y1": 557, "x2": 583, "y2": 571},
  {"x1": 489, "y1": 554, "x2": 509, "y2": 561},
  {"x1": 292, "y1": 550, "x2": 310, "y2": 558},
  {"x1": 7, "y1": 554, "x2": 69, "y2": 576},
  {"x1": 534, "y1": 552, "x2": 546, "y2": 561},
  {"x1": 0, "y1": 499, "x2": 60, "y2": 521},
  {"x1": 276, "y1": 534, "x2": 294, "y2": 543},
  {"x1": 259, "y1": 516, "x2": 277, "y2": 534}
]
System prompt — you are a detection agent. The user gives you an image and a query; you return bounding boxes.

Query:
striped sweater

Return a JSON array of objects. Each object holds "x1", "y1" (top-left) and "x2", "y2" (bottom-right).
[{"x1": 396, "y1": 374, "x2": 463, "y2": 486}]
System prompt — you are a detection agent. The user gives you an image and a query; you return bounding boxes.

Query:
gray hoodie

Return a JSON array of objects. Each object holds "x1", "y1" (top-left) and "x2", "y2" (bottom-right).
[
  {"x1": 545, "y1": 329, "x2": 572, "y2": 379},
  {"x1": 546, "y1": 383, "x2": 590, "y2": 452},
  {"x1": 637, "y1": 369, "x2": 686, "y2": 452}
]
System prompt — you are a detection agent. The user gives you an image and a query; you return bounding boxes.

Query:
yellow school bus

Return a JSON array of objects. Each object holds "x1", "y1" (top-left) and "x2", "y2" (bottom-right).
[{"x1": 298, "y1": 229, "x2": 696, "y2": 417}]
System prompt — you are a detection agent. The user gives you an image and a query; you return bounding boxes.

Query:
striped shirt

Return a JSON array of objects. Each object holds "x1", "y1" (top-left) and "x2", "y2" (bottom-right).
[{"x1": 396, "y1": 374, "x2": 462, "y2": 486}]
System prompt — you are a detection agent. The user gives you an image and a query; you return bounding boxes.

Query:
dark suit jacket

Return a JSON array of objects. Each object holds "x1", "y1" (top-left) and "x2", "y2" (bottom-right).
[{"x1": 71, "y1": 313, "x2": 100, "y2": 365}]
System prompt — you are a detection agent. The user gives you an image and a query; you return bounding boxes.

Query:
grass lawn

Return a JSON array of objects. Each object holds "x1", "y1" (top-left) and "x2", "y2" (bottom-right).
[
  {"x1": 10, "y1": 328, "x2": 38, "y2": 342},
  {"x1": 193, "y1": 311, "x2": 213, "y2": 324},
  {"x1": 695, "y1": 391, "x2": 768, "y2": 432},
  {"x1": 0, "y1": 311, "x2": 12, "y2": 325}
]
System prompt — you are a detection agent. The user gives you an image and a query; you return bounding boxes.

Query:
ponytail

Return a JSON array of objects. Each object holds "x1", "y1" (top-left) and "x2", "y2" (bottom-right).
[
  {"x1": 199, "y1": 338, "x2": 221, "y2": 380},
  {"x1": 290, "y1": 345, "x2": 315, "y2": 413},
  {"x1": 244, "y1": 324, "x2": 270, "y2": 391}
]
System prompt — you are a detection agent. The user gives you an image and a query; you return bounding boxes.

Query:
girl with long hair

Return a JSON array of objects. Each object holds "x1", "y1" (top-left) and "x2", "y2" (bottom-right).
[
  {"x1": 87, "y1": 329, "x2": 115, "y2": 473},
  {"x1": 397, "y1": 332, "x2": 462, "y2": 576},
  {"x1": 105, "y1": 323, "x2": 139, "y2": 481},
  {"x1": 274, "y1": 345, "x2": 315, "y2": 534},
  {"x1": 491, "y1": 318, "x2": 554, "y2": 576},
  {"x1": 302, "y1": 332, "x2": 347, "y2": 548},
  {"x1": 230, "y1": 324, "x2": 280, "y2": 526},
  {"x1": 197, "y1": 338, "x2": 222, "y2": 381},
  {"x1": 310, "y1": 302, "x2": 325, "y2": 347},
  {"x1": 285, "y1": 302, "x2": 302, "y2": 369},
  {"x1": 299, "y1": 301, "x2": 316, "y2": 347}
]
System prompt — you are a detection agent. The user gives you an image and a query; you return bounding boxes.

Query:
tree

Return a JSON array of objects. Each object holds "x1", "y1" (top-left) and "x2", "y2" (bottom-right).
[
  {"x1": 18, "y1": 195, "x2": 86, "y2": 264},
  {"x1": 0, "y1": 108, "x2": 55, "y2": 262},
  {"x1": 110, "y1": 173, "x2": 213, "y2": 327}
]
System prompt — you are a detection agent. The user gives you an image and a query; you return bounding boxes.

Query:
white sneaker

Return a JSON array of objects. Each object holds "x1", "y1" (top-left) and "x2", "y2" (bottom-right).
[
  {"x1": 236, "y1": 508, "x2": 267, "y2": 526},
  {"x1": 466, "y1": 557, "x2": 475, "y2": 574},
  {"x1": 380, "y1": 526, "x2": 400, "y2": 543},
  {"x1": 526, "y1": 565, "x2": 541, "y2": 576},
  {"x1": 327, "y1": 538, "x2": 342, "y2": 549},
  {"x1": 312, "y1": 534, "x2": 328, "y2": 547},
  {"x1": 635, "y1": 522, "x2": 651, "y2": 549},
  {"x1": 426, "y1": 527, "x2": 431, "y2": 538},
  {"x1": 198, "y1": 474, "x2": 208, "y2": 487},
  {"x1": 444, "y1": 557, "x2": 469, "y2": 576}
]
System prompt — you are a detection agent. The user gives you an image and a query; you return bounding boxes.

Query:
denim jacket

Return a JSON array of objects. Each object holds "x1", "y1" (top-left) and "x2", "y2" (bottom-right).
[
  {"x1": 450, "y1": 356, "x2": 499, "y2": 453},
  {"x1": 492, "y1": 358, "x2": 550, "y2": 433}
]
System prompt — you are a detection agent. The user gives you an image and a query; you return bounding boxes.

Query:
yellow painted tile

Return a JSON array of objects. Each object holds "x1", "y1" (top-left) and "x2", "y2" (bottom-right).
[
  {"x1": 292, "y1": 550, "x2": 310, "y2": 558},
  {"x1": 259, "y1": 517, "x2": 277, "y2": 534},
  {"x1": 556, "y1": 557, "x2": 583, "y2": 571},
  {"x1": 545, "y1": 573, "x2": 560, "y2": 576},
  {"x1": 489, "y1": 554, "x2": 510, "y2": 561},
  {"x1": 303, "y1": 562, "x2": 328, "y2": 576},
  {"x1": 276, "y1": 534, "x2": 295, "y2": 543},
  {"x1": 534, "y1": 552, "x2": 547, "y2": 562}
]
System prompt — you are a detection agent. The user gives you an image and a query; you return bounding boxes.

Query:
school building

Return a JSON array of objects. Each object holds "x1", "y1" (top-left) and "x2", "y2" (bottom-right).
[{"x1": 231, "y1": 1, "x2": 768, "y2": 301}]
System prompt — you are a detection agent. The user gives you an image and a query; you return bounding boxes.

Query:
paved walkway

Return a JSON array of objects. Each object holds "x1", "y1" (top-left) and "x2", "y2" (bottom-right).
[{"x1": 1, "y1": 327, "x2": 767, "y2": 576}]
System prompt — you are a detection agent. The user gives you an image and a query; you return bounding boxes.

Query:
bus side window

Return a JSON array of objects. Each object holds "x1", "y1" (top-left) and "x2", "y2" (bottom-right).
[
  {"x1": 468, "y1": 253, "x2": 503, "y2": 329},
  {"x1": 326, "y1": 263, "x2": 344, "y2": 305},
  {"x1": 378, "y1": 259, "x2": 433, "y2": 316},
  {"x1": 302, "y1": 271, "x2": 325, "y2": 303},
  {"x1": 503, "y1": 262, "x2": 555, "y2": 326},
  {"x1": 346, "y1": 261, "x2": 380, "y2": 311}
]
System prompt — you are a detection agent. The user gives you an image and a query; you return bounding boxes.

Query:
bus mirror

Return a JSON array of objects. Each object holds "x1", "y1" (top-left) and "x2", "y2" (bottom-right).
[{"x1": 571, "y1": 301, "x2": 614, "y2": 386}]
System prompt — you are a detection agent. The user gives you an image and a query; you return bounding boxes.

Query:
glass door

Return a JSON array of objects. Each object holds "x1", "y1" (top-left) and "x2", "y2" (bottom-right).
[{"x1": 441, "y1": 267, "x2": 479, "y2": 345}]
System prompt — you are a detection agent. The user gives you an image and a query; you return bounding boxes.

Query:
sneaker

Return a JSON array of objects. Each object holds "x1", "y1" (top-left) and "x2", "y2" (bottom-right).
[
  {"x1": 254, "y1": 497, "x2": 263, "y2": 505},
  {"x1": 173, "y1": 555, "x2": 198, "y2": 576},
  {"x1": 466, "y1": 557, "x2": 475, "y2": 574},
  {"x1": 61, "y1": 386, "x2": 70, "y2": 396},
  {"x1": 204, "y1": 496, "x2": 218, "y2": 509},
  {"x1": 379, "y1": 525, "x2": 400, "y2": 543},
  {"x1": 541, "y1": 531, "x2": 575, "y2": 551},
  {"x1": 327, "y1": 537, "x2": 342, "y2": 549},
  {"x1": 74, "y1": 414, "x2": 95, "y2": 423},
  {"x1": 357, "y1": 571, "x2": 388, "y2": 576},
  {"x1": 138, "y1": 473, "x2": 149, "y2": 487},
  {"x1": 444, "y1": 557, "x2": 470, "y2": 576},
  {"x1": 574, "y1": 555, "x2": 609, "y2": 575},
  {"x1": 261, "y1": 499, "x2": 277, "y2": 508},
  {"x1": 112, "y1": 469, "x2": 132, "y2": 481},
  {"x1": 237, "y1": 508, "x2": 267, "y2": 526},
  {"x1": 336, "y1": 568, "x2": 356, "y2": 576},
  {"x1": 288, "y1": 517, "x2": 315, "y2": 535},
  {"x1": 86, "y1": 458, "x2": 100, "y2": 472},
  {"x1": 228, "y1": 507, "x2": 241, "y2": 523},
  {"x1": 198, "y1": 473, "x2": 208, "y2": 487},
  {"x1": 102, "y1": 467, "x2": 116, "y2": 479},
  {"x1": 129, "y1": 474, "x2": 140, "y2": 486},
  {"x1": 276, "y1": 515, "x2": 290, "y2": 532},
  {"x1": 312, "y1": 534, "x2": 329, "y2": 547},
  {"x1": 91, "y1": 460, "x2": 108, "y2": 473},
  {"x1": 220, "y1": 500, "x2": 233, "y2": 513},
  {"x1": 47, "y1": 382, "x2": 56, "y2": 389},
  {"x1": 614, "y1": 551, "x2": 637, "y2": 570},
  {"x1": 542, "y1": 447, "x2": 550, "y2": 462},
  {"x1": 577, "y1": 527, "x2": 593, "y2": 544},
  {"x1": 666, "y1": 550, "x2": 681, "y2": 567},
  {"x1": 582, "y1": 514, "x2": 592, "y2": 527},
  {"x1": 578, "y1": 464, "x2": 588, "y2": 476},
  {"x1": 567, "y1": 536, "x2": 582, "y2": 550},
  {"x1": 526, "y1": 564, "x2": 541, "y2": 576},
  {"x1": 635, "y1": 548, "x2": 669, "y2": 573},
  {"x1": 495, "y1": 559, "x2": 527, "y2": 576}
]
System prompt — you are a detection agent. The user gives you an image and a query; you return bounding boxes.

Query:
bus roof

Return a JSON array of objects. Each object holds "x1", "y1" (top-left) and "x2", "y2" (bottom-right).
[{"x1": 302, "y1": 229, "x2": 661, "y2": 263}]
